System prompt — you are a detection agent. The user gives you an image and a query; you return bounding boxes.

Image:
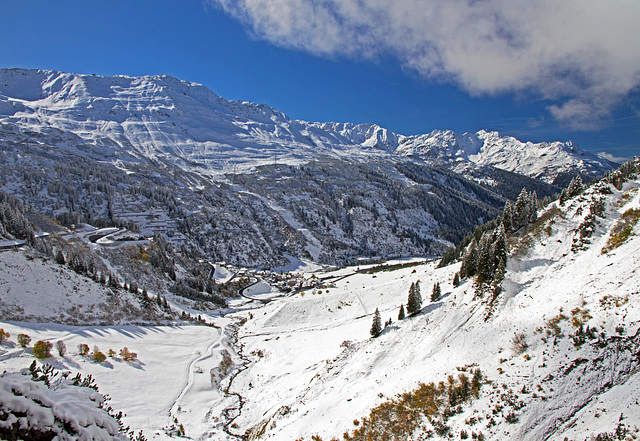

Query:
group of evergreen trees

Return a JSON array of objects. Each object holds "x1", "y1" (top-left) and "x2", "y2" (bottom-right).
[
  {"x1": 436, "y1": 186, "x2": 541, "y2": 317},
  {"x1": 371, "y1": 280, "x2": 443, "y2": 338},
  {"x1": 559, "y1": 176, "x2": 584, "y2": 205},
  {"x1": 0, "y1": 191, "x2": 35, "y2": 242},
  {"x1": 407, "y1": 281, "x2": 422, "y2": 316},
  {"x1": 500, "y1": 188, "x2": 538, "y2": 234}
]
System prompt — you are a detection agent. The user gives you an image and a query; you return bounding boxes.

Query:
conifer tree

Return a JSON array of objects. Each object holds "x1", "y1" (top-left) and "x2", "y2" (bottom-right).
[
  {"x1": 108, "y1": 273, "x2": 119, "y2": 289},
  {"x1": 568, "y1": 175, "x2": 584, "y2": 198},
  {"x1": 453, "y1": 272, "x2": 460, "y2": 287},
  {"x1": 460, "y1": 238, "x2": 478, "y2": 278},
  {"x1": 513, "y1": 188, "x2": 530, "y2": 230},
  {"x1": 431, "y1": 282, "x2": 441, "y2": 302},
  {"x1": 493, "y1": 224, "x2": 507, "y2": 270},
  {"x1": 407, "y1": 281, "x2": 422, "y2": 316},
  {"x1": 529, "y1": 191, "x2": 538, "y2": 222},
  {"x1": 476, "y1": 233, "x2": 494, "y2": 282},
  {"x1": 55, "y1": 249, "x2": 65, "y2": 265},
  {"x1": 559, "y1": 188, "x2": 568, "y2": 205},
  {"x1": 502, "y1": 201, "x2": 513, "y2": 233},
  {"x1": 398, "y1": 304, "x2": 406, "y2": 320},
  {"x1": 492, "y1": 257, "x2": 506, "y2": 295},
  {"x1": 370, "y1": 308, "x2": 382, "y2": 338}
]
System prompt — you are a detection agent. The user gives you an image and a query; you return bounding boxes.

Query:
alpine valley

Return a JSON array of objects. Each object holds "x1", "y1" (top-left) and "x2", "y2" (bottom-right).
[{"x1": 0, "y1": 68, "x2": 638, "y2": 441}]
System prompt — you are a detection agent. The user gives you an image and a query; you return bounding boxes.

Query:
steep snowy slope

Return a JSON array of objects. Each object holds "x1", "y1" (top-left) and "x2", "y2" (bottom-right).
[
  {"x1": 0, "y1": 161, "x2": 637, "y2": 440},
  {"x1": 224, "y1": 163, "x2": 640, "y2": 440},
  {"x1": 0, "y1": 248, "x2": 172, "y2": 325}
]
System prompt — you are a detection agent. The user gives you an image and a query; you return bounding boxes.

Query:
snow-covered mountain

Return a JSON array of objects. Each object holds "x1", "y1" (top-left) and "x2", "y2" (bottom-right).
[
  {"x1": 0, "y1": 68, "x2": 616, "y2": 182},
  {"x1": 0, "y1": 68, "x2": 391, "y2": 175},
  {"x1": 396, "y1": 129, "x2": 617, "y2": 185}
]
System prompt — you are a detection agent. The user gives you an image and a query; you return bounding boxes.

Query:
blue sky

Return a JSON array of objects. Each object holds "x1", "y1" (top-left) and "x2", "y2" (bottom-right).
[{"x1": 1, "y1": 0, "x2": 639, "y2": 159}]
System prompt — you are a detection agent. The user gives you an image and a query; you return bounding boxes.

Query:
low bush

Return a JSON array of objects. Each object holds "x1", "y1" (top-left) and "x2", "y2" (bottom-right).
[
  {"x1": 78, "y1": 343, "x2": 90, "y2": 356},
  {"x1": 0, "y1": 329, "x2": 9, "y2": 344},
  {"x1": 93, "y1": 351, "x2": 107, "y2": 363},
  {"x1": 33, "y1": 341, "x2": 53, "y2": 359},
  {"x1": 120, "y1": 347, "x2": 138, "y2": 362},
  {"x1": 55, "y1": 340, "x2": 66, "y2": 357},
  {"x1": 511, "y1": 333, "x2": 528, "y2": 355},
  {"x1": 17, "y1": 334, "x2": 31, "y2": 348}
]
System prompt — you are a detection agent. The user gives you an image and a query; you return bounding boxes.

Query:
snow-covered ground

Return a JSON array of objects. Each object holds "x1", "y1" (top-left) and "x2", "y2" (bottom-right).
[
  {"x1": 225, "y1": 178, "x2": 640, "y2": 440},
  {"x1": 0, "y1": 319, "x2": 236, "y2": 440},
  {"x1": 1, "y1": 176, "x2": 639, "y2": 440}
]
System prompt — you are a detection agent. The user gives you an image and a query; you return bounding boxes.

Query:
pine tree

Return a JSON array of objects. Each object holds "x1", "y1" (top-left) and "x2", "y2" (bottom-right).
[
  {"x1": 460, "y1": 238, "x2": 478, "y2": 278},
  {"x1": 502, "y1": 201, "x2": 513, "y2": 233},
  {"x1": 492, "y1": 257, "x2": 506, "y2": 293},
  {"x1": 431, "y1": 282, "x2": 441, "y2": 302},
  {"x1": 407, "y1": 281, "x2": 422, "y2": 316},
  {"x1": 529, "y1": 191, "x2": 538, "y2": 223},
  {"x1": 568, "y1": 175, "x2": 584, "y2": 198},
  {"x1": 559, "y1": 188, "x2": 568, "y2": 205},
  {"x1": 55, "y1": 249, "x2": 65, "y2": 265},
  {"x1": 513, "y1": 188, "x2": 530, "y2": 231},
  {"x1": 493, "y1": 224, "x2": 507, "y2": 270},
  {"x1": 476, "y1": 233, "x2": 494, "y2": 282},
  {"x1": 453, "y1": 272, "x2": 460, "y2": 287},
  {"x1": 398, "y1": 304, "x2": 406, "y2": 320},
  {"x1": 370, "y1": 308, "x2": 382, "y2": 338}
]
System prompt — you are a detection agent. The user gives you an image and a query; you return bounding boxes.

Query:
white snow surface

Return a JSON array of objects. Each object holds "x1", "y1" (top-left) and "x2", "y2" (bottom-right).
[
  {"x1": 2, "y1": 178, "x2": 639, "y2": 439},
  {"x1": 0, "y1": 369, "x2": 128, "y2": 440},
  {"x1": 0, "y1": 68, "x2": 616, "y2": 182}
]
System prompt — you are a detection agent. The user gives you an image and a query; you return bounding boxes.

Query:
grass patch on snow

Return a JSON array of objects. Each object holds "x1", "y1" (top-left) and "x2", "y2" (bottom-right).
[
  {"x1": 295, "y1": 367, "x2": 485, "y2": 441},
  {"x1": 602, "y1": 208, "x2": 640, "y2": 254}
]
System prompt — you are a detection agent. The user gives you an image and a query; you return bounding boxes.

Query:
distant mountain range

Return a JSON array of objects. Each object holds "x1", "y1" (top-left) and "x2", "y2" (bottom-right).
[
  {"x1": 0, "y1": 68, "x2": 616, "y2": 182},
  {"x1": 0, "y1": 68, "x2": 619, "y2": 266}
]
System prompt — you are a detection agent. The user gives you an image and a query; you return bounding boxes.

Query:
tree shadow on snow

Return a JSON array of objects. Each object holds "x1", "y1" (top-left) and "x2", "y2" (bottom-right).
[{"x1": 1, "y1": 322, "x2": 174, "y2": 340}]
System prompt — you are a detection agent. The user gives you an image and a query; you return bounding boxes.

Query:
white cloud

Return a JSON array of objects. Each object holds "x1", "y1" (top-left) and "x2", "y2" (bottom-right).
[
  {"x1": 596, "y1": 151, "x2": 627, "y2": 164},
  {"x1": 208, "y1": 0, "x2": 640, "y2": 129}
]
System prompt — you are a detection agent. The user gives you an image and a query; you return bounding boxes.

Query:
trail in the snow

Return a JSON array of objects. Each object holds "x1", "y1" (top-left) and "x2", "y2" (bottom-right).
[{"x1": 168, "y1": 333, "x2": 222, "y2": 423}]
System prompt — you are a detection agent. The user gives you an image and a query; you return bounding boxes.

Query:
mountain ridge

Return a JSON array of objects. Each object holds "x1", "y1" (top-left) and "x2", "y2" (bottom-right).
[{"x1": 0, "y1": 68, "x2": 617, "y2": 182}]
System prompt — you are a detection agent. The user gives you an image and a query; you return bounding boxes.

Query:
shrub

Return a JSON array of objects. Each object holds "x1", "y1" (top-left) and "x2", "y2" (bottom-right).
[
  {"x1": 511, "y1": 333, "x2": 528, "y2": 355},
  {"x1": 55, "y1": 340, "x2": 66, "y2": 357},
  {"x1": 602, "y1": 208, "x2": 640, "y2": 253},
  {"x1": 120, "y1": 347, "x2": 137, "y2": 362},
  {"x1": 33, "y1": 340, "x2": 53, "y2": 359},
  {"x1": 17, "y1": 334, "x2": 31, "y2": 348},
  {"x1": 545, "y1": 312, "x2": 568, "y2": 337},
  {"x1": 571, "y1": 306, "x2": 592, "y2": 328},
  {"x1": 78, "y1": 343, "x2": 90, "y2": 356},
  {"x1": 0, "y1": 329, "x2": 9, "y2": 344},
  {"x1": 93, "y1": 351, "x2": 107, "y2": 363},
  {"x1": 343, "y1": 368, "x2": 484, "y2": 440},
  {"x1": 217, "y1": 349, "x2": 232, "y2": 376},
  {"x1": 108, "y1": 349, "x2": 117, "y2": 357}
]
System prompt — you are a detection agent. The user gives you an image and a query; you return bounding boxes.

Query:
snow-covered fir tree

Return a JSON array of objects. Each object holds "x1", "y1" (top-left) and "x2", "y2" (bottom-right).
[
  {"x1": 370, "y1": 308, "x2": 382, "y2": 338},
  {"x1": 398, "y1": 304, "x2": 405, "y2": 320},
  {"x1": 431, "y1": 282, "x2": 441, "y2": 302},
  {"x1": 406, "y1": 281, "x2": 422, "y2": 316}
]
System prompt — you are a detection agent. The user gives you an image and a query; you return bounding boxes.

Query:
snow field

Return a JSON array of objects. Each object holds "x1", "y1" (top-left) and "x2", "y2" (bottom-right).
[
  {"x1": 226, "y1": 181, "x2": 640, "y2": 440},
  {"x1": 0, "y1": 321, "x2": 230, "y2": 440},
  {"x1": 0, "y1": 177, "x2": 639, "y2": 440}
]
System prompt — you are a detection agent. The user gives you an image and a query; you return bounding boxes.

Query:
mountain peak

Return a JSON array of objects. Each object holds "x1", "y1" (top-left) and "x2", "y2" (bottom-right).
[{"x1": 0, "y1": 68, "x2": 616, "y2": 182}]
